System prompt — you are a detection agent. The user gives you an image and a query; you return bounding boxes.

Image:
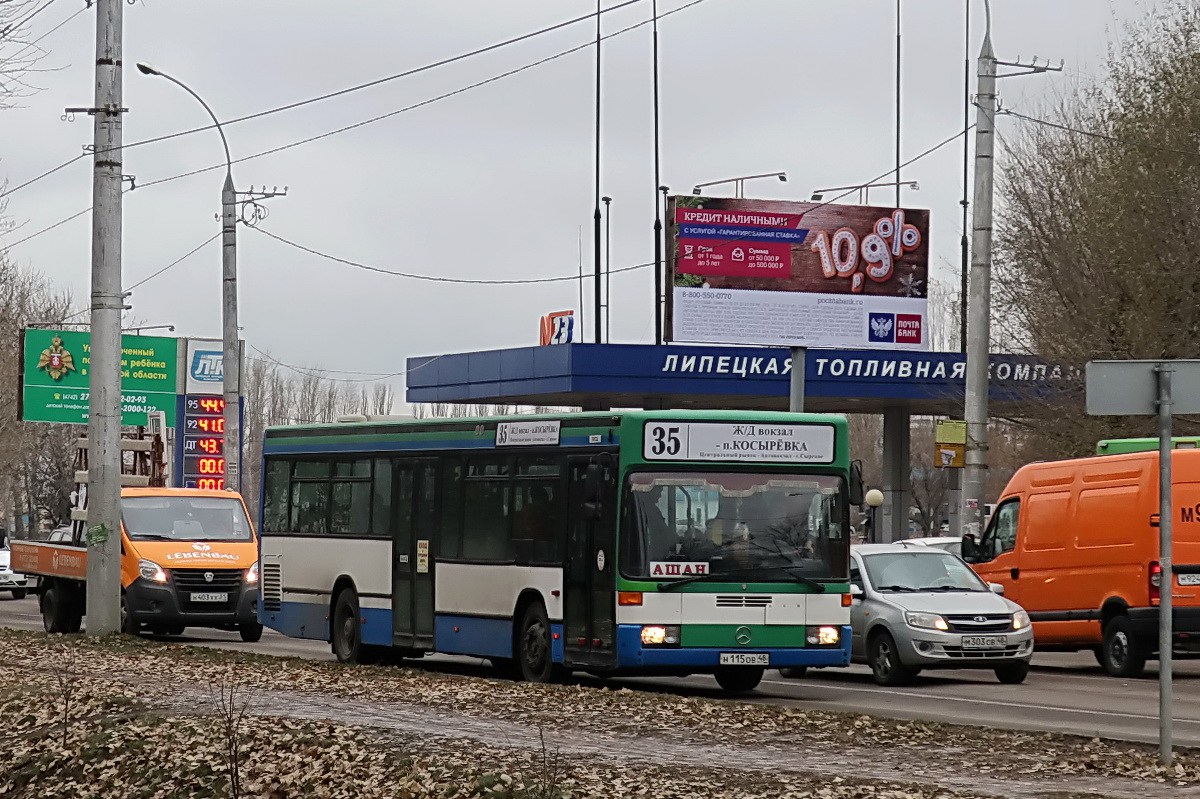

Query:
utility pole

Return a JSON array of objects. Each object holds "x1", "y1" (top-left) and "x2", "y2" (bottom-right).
[
  {"x1": 961, "y1": 0, "x2": 1062, "y2": 538},
  {"x1": 84, "y1": 0, "x2": 124, "y2": 635},
  {"x1": 592, "y1": 0, "x2": 602, "y2": 344}
]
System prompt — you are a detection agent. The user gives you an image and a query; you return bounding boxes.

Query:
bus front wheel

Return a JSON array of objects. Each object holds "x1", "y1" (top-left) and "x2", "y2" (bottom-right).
[
  {"x1": 715, "y1": 666, "x2": 764, "y2": 694},
  {"x1": 332, "y1": 589, "x2": 363, "y2": 663},
  {"x1": 517, "y1": 602, "x2": 562, "y2": 683}
]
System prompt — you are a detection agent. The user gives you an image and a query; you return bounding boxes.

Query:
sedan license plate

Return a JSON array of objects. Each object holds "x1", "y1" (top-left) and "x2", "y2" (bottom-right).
[
  {"x1": 190, "y1": 592, "x2": 228, "y2": 603},
  {"x1": 961, "y1": 635, "x2": 1007, "y2": 649},
  {"x1": 719, "y1": 652, "x2": 769, "y2": 666},
  {"x1": 1179, "y1": 573, "x2": 1200, "y2": 586}
]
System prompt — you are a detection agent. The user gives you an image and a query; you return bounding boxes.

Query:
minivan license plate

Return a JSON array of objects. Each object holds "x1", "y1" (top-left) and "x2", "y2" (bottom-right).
[
  {"x1": 961, "y1": 635, "x2": 1006, "y2": 649},
  {"x1": 1179, "y1": 573, "x2": 1200, "y2": 586},
  {"x1": 719, "y1": 652, "x2": 769, "y2": 666},
  {"x1": 190, "y1": 592, "x2": 228, "y2": 603}
]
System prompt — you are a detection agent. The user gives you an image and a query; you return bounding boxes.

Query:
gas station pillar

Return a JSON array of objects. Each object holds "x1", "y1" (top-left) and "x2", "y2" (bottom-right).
[{"x1": 880, "y1": 407, "x2": 912, "y2": 542}]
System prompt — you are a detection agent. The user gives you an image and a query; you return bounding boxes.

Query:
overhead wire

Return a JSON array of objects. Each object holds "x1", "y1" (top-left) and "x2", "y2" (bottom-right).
[
  {"x1": 0, "y1": 0, "x2": 646, "y2": 202},
  {"x1": 4, "y1": 0, "x2": 700, "y2": 245},
  {"x1": 135, "y1": 0, "x2": 706, "y2": 193},
  {"x1": 0, "y1": 0, "x2": 59, "y2": 41},
  {"x1": 248, "y1": 344, "x2": 443, "y2": 384},
  {"x1": 57, "y1": 230, "x2": 221, "y2": 322}
]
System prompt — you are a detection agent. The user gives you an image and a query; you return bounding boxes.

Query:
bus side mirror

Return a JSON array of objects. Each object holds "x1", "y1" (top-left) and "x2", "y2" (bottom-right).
[{"x1": 848, "y1": 461, "x2": 865, "y2": 506}]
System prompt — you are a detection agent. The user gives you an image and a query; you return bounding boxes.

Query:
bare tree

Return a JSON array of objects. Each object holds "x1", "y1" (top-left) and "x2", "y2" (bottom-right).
[
  {"x1": 994, "y1": 0, "x2": 1200, "y2": 457},
  {"x1": 211, "y1": 670, "x2": 255, "y2": 799},
  {"x1": 0, "y1": 0, "x2": 63, "y2": 110}
]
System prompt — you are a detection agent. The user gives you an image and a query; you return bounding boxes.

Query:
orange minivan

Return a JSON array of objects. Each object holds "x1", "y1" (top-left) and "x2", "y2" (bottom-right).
[{"x1": 963, "y1": 450, "x2": 1200, "y2": 676}]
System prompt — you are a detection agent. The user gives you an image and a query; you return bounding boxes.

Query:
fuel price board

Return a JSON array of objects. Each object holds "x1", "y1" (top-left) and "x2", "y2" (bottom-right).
[{"x1": 181, "y1": 394, "x2": 228, "y2": 489}]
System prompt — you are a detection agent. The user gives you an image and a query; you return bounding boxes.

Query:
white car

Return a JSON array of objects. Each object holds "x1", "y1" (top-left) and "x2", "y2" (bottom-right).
[
  {"x1": 896, "y1": 536, "x2": 963, "y2": 558},
  {"x1": 0, "y1": 543, "x2": 29, "y2": 599}
]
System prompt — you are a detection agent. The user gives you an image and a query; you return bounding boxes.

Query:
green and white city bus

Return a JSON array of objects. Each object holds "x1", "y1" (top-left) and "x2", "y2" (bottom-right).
[{"x1": 257, "y1": 410, "x2": 860, "y2": 693}]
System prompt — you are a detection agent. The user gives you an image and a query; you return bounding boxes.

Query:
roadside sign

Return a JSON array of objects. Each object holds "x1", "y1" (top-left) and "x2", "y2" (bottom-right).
[
  {"x1": 20, "y1": 328, "x2": 178, "y2": 426},
  {"x1": 1086, "y1": 358, "x2": 1196, "y2": 765},
  {"x1": 935, "y1": 419, "x2": 967, "y2": 444},
  {"x1": 1086, "y1": 360, "x2": 1200, "y2": 415}
]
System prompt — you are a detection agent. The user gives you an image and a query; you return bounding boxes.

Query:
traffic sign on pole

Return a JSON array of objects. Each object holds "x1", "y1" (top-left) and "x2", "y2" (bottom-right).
[{"x1": 1085, "y1": 359, "x2": 1200, "y2": 766}]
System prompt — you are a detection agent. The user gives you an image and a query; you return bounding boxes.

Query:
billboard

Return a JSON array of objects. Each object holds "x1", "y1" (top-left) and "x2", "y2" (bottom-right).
[
  {"x1": 666, "y1": 196, "x2": 930, "y2": 350},
  {"x1": 20, "y1": 328, "x2": 178, "y2": 426},
  {"x1": 538, "y1": 311, "x2": 574, "y2": 346}
]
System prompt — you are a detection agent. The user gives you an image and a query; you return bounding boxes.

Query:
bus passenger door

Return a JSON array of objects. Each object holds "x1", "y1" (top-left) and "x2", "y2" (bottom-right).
[
  {"x1": 411, "y1": 460, "x2": 437, "y2": 647},
  {"x1": 391, "y1": 463, "x2": 415, "y2": 648},
  {"x1": 564, "y1": 457, "x2": 617, "y2": 669}
]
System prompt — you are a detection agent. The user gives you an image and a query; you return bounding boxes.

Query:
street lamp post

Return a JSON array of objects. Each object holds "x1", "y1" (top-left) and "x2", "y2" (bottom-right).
[
  {"x1": 810, "y1": 180, "x2": 919, "y2": 204},
  {"x1": 137, "y1": 62, "x2": 241, "y2": 491},
  {"x1": 602, "y1": 196, "x2": 612, "y2": 343},
  {"x1": 865, "y1": 488, "x2": 885, "y2": 544},
  {"x1": 692, "y1": 171, "x2": 787, "y2": 198}
]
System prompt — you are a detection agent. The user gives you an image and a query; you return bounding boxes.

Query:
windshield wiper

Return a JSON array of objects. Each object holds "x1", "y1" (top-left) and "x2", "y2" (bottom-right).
[
  {"x1": 875, "y1": 584, "x2": 918, "y2": 592},
  {"x1": 657, "y1": 566, "x2": 826, "y2": 592},
  {"x1": 914, "y1": 585, "x2": 980, "y2": 592},
  {"x1": 129, "y1": 534, "x2": 173, "y2": 540}
]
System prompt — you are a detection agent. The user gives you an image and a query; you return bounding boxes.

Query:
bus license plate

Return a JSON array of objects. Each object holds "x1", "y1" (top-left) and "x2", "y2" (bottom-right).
[
  {"x1": 719, "y1": 652, "x2": 769, "y2": 666},
  {"x1": 961, "y1": 636, "x2": 1006, "y2": 649},
  {"x1": 190, "y1": 592, "x2": 228, "y2": 603},
  {"x1": 1179, "y1": 573, "x2": 1200, "y2": 586}
]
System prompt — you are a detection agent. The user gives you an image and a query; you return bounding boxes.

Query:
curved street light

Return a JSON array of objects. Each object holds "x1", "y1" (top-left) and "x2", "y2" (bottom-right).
[
  {"x1": 691, "y1": 171, "x2": 787, "y2": 199},
  {"x1": 136, "y1": 62, "x2": 241, "y2": 490}
]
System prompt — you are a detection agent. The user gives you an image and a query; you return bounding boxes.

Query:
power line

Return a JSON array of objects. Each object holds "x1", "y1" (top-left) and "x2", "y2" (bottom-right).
[
  {"x1": 2, "y1": 0, "x2": 700, "y2": 246},
  {"x1": 126, "y1": 231, "x2": 219, "y2": 291},
  {"x1": 252, "y1": 225, "x2": 655, "y2": 285},
  {"x1": 249, "y1": 126, "x2": 968, "y2": 292},
  {"x1": 1, "y1": 0, "x2": 59, "y2": 41},
  {"x1": 0, "y1": 0, "x2": 646, "y2": 201},
  {"x1": 58, "y1": 231, "x2": 220, "y2": 322},
  {"x1": 248, "y1": 344, "x2": 443, "y2": 384},
  {"x1": 998, "y1": 107, "x2": 1200, "y2": 160},
  {"x1": 135, "y1": 1, "x2": 705, "y2": 193}
]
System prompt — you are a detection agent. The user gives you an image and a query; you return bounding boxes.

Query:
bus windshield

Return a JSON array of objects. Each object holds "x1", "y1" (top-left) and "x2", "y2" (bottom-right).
[
  {"x1": 122, "y1": 496, "x2": 254, "y2": 543},
  {"x1": 621, "y1": 472, "x2": 848, "y2": 582}
]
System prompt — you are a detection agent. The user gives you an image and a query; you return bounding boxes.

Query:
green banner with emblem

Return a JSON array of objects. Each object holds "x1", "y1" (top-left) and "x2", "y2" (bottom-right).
[{"x1": 20, "y1": 329, "x2": 178, "y2": 426}]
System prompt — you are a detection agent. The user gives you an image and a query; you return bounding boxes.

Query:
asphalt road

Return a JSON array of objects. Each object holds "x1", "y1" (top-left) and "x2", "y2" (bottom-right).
[{"x1": 2, "y1": 593, "x2": 1197, "y2": 747}]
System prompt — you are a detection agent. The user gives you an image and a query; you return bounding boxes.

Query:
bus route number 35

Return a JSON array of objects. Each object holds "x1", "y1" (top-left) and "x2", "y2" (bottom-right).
[{"x1": 647, "y1": 423, "x2": 683, "y2": 458}]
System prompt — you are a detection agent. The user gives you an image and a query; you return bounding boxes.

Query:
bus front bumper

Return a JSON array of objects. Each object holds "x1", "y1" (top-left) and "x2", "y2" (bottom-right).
[{"x1": 615, "y1": 624, "x2": 852, "y2": 670}]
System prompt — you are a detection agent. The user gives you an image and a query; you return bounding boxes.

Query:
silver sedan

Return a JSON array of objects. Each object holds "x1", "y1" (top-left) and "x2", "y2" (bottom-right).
[{"x1": 784, "y1": 543, "x2": 1033, "y2": 685}]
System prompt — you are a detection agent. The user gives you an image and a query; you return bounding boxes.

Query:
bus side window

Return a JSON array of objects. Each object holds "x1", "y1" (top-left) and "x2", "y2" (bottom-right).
[
  {"x1": 262, "y1": 459, "x2": 290, "y2": 533},
  {"x1": 439, "y1": 460, "x2": 463, "y2": 559}
]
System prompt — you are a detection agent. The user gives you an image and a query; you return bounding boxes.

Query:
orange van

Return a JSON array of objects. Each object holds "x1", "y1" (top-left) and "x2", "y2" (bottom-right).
[
  {"x1": 22, "y1": 488, "x2": 262, "y2": 640},
  {"x1": 962, "y1": 450, "x2": 1200, "y2": 676}
]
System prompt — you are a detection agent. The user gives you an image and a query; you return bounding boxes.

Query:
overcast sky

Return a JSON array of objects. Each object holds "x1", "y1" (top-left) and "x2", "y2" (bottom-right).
[{"x1": 1, "y1": 0, "x2": 1145, "y2": 401}]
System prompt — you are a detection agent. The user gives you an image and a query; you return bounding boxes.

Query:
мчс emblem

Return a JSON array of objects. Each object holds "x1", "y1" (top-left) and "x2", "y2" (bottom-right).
[{"x1": 37, "y1": 335, "x2": 76, "y2": 381}]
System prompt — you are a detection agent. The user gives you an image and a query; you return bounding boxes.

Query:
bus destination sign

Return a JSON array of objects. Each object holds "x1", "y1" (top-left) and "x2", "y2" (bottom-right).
[{"x1": 643, "y1": 421, "x2": 835, "y2": 464}]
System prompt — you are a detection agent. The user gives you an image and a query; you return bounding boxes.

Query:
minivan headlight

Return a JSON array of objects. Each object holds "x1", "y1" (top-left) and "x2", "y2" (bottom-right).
[
  {"x1": 905, "y1": 612, "x2": 949, "y2": 631},
  {"x1": 138, "y1": 559, "x2": 167, "y2": 584},
  {"x1": 1012, "y1": 610, "x2": 1031, "y2": 630}
]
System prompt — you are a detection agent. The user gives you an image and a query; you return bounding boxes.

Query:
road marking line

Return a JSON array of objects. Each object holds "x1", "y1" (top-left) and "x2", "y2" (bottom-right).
[{"x1": 759, "y1": 678, "x2": 1200, "y2": 723}]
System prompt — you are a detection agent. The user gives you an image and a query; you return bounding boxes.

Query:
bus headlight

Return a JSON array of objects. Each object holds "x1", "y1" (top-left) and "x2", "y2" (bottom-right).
[
  {"x1": 138, "y1": 559, "x2": 167, "y2": 584},
  {"x1": 807, "y1": 626, "x2": 840, "y2": 645},
  {"x1": 245, "y1": 562, "x2": 259, "y2": 585},
  {"x1": 640, "y1": 625, "x2": 680, "y2": 646}
]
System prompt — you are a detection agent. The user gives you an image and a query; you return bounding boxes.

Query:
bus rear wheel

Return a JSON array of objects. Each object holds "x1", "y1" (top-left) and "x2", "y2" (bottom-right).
[
  {"x1": 332, "y1": 589, "x2": 363, "y2": 664},
  {"x1": 517, "y1": 602, "x2": 562, "y2": 683},
  {"x1": 715, "y1": 666, "x2": 764, "y2": 694}
]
